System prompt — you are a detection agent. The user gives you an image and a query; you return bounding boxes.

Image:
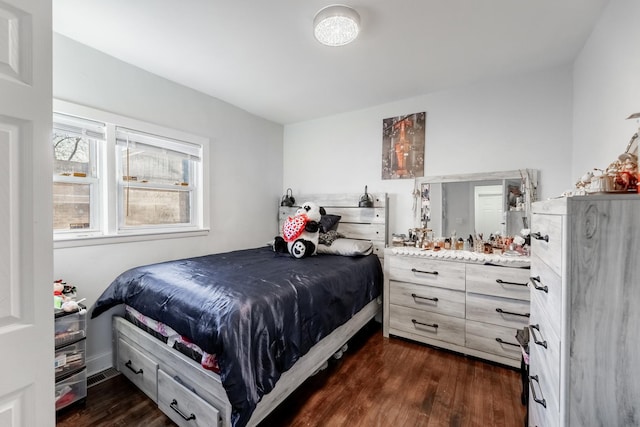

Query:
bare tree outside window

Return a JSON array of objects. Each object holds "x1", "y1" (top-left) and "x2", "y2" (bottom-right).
[{"x1": 52, "y1": 132, "x2": 95, "y2": 230}]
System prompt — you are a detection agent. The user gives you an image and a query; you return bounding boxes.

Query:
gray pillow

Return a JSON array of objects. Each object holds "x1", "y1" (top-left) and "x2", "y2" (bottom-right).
[{"x1": 319, "y1": 214, "x2": 341, "y2": 233}]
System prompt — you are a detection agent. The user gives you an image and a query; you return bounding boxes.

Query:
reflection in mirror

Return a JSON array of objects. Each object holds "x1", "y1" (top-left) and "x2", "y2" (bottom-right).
[{"x1": 415, "y1": 169, "x2": 538, "y2": 239}]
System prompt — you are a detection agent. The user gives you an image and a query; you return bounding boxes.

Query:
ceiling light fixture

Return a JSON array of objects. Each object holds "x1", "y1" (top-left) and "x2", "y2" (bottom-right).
[{"x1": 313, "y1": 4, "x2": 361, "y2": 47}]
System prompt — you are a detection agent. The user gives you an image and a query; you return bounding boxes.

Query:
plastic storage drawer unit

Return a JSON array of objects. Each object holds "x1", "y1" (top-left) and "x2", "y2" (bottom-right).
[
  {"x1": 55, "y1": 367, "x2": 87, "y2": 411},
  {"x1": 54, "y1": 309, "x2": 86, "y2": 347},
  {"x1": 55, "y1": 339, "x2": 86, "y2": 379}
]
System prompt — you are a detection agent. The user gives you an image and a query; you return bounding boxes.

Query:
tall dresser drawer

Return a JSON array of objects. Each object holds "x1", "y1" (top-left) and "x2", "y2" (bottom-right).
[
  {"x1": 117, "y1": 338, "x2": 159, "y2": 402},
  {"x1": 466, "y1": 293, "x2": 530, "y2": 328},
  {"x1": 389, "y1": 304, "x2": 465, "y2": 346},
  {"x1": 158, "y1": 369, "x2": 221, "y2": 427},
  {"x1": 528, "y1": 386, "x2": 558, "y2": 427},
  {"x1": 531, "y1": 213, "x2": 563, "y2": 276},
  {"x1": 388, "y1": 256, "x2": 465, "y2": 291},
  {"x1": 465, "y1": 320, "x2": 522, "y2": 360},
  {"x1": 528, "y1": 338, "x2": 560, "y2": 427},
  {"x1": 529, "y1": 293, "x2": 561, "y2": 393},
  {"x1": 389, "y1": 280, "x2": 465, "y2": 318},
  {"x1": 466, "y1": 264, "x2": 531, "y2": 300},
  {"x1": 530, "y1": 255, "x2": 562, "y2": 338}
]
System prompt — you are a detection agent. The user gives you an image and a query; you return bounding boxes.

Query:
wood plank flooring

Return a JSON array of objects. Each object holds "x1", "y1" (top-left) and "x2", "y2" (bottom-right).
[{"x1": 56, "y1": 322, "x2": 526, "y2": 427}]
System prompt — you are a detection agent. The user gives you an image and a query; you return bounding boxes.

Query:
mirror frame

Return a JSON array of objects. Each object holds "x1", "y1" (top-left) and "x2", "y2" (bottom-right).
[{"x1": 413, "y1": 169, "x2": 538, "y2": 236}]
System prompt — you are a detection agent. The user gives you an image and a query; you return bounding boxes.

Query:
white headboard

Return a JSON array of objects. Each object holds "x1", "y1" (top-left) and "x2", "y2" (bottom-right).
[{"x1": 278, "y1": 193, "x2": 389, "y2": 259}]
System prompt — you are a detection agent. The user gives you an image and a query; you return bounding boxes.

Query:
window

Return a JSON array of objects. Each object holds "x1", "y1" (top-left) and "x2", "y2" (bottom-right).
[
  {"x1": 52, "y1": 113, "x2": 103, "y2": 234},
  {"x1": 116, "y1": 128, "x2": 200, "y2": 229},
  {"x1": 52, "y1": 101, "x2": 208, "y2": 244}
]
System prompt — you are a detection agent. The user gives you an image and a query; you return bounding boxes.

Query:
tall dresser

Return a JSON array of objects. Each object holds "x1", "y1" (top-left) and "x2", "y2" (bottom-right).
[{"x1": 529, "y1": 195, "x2": 640, "y2": 427}]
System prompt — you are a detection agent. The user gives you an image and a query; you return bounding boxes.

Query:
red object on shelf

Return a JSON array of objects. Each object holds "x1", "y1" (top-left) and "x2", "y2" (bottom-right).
[{"x1": 55, "y1": 390, "x2": 77, "y2": 409}]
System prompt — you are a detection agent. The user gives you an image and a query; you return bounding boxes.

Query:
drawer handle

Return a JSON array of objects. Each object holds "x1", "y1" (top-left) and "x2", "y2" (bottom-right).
[
  {"x1": 412, "y1": 319, "x2": 438, "y2": 329},
  {"x1": 529, "y1": 324, "x2": 548, "y2": 349},
  {"x1": 411, "y1": 268, "x2": 439, "y2": 275},
  {"x1": 528, "y1": 375, "x2": 547, "y2": 408},
  {"x1": 125, "y1": 360, "x2": 143, "y2": 375},
  {"x1": 496, "y1": 278, "x2": 528, "y2": 287},
  {"x1": 495, "y1": 308, "x2": 530, "y2": 318},
  {"x1": 411, "y1": 293, "x2": 439, "y2": 303},
  {"x1": 170, "y1": 399, "x2": 196, "y2": 421},
  {"x1": 529, "y1": 276, "x2": 549, "y2": 293},
  {"x1": 531, "y1": 232, "x2": 549, "y2": 242},
  {"x1": 495, "y1": 337, "x2": 520, "y2": 347}
]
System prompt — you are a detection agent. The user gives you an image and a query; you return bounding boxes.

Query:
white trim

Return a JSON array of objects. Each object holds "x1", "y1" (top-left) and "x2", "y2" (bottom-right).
[{"x1": 53, "y1": 228, "x2": 210, "y2": 249}]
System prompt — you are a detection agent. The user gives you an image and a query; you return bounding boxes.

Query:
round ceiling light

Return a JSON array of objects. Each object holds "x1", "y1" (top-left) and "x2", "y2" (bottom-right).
[{"x1": 313, "y1": 4, "x2": 361, "y2": 47}]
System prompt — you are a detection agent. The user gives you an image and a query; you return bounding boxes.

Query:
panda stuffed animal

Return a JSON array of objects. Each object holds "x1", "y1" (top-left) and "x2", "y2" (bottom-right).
[{"x1": 274, "y1": 201, "x2": 326, "y2": 259}]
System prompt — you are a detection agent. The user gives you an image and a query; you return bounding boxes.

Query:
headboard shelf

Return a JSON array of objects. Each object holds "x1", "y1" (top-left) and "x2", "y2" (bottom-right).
[{"x1": 278, "y1": 193, "x2": 389, "y2": 258}]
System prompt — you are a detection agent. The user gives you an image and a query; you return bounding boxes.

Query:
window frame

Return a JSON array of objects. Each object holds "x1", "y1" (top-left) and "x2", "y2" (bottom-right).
[
  {"x1": 53, "y1": 100, "x2": 210, "y2": 248},
  {"x1": 52, "y1": 124, "x2": 102, "y2": 236}
]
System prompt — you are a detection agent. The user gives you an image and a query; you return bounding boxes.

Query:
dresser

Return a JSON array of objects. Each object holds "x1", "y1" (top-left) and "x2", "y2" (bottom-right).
[
  {"x1": 383, "y1": 248, "x2": 531, "y2": 368},
  {"x1": 529, "y1": 195, "x2": 640, "y2": 427}
]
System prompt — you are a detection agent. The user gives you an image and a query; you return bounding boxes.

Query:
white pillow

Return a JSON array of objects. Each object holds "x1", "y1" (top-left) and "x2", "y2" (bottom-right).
[{"x1": 317, "y1": 238, "x2": 373, "y2": 256}]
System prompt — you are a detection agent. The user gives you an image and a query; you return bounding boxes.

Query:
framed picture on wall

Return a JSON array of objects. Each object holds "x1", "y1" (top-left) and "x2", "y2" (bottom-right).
[{"x1": 381, "y1": 111, "x2": 426, "y2": 180}]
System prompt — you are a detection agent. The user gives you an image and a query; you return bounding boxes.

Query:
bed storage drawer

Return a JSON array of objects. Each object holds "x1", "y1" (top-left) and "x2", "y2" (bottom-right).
[
  {"x1": 158, "y1": 369, "x2": 221, "y2": 427},
  {"x1": 117, "y1": 337, "x2": 158, "y2": 402}
]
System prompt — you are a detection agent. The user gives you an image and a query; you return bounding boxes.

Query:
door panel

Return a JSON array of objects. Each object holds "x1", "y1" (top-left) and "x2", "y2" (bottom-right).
[{"x1": 0, "y1": 0, "x2": 53, "y2": 426}]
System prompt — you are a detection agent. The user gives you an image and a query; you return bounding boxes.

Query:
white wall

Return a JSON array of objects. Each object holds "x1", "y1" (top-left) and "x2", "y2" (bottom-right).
[
  {"x1": 53, "y1": 34, "x2": 284, "y2": 374},
  {"x1": 284, "y1": 66, "x2": 574, "y2": 236},
  {"x1": 573, "y1": 0, "x2": 640, "y2": 180}
]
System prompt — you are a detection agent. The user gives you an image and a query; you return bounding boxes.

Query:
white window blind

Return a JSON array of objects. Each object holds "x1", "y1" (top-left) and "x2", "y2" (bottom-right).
[
  {"x1": 115, "y1": 127, "x2": 201, "y2": 161},
  {"x1": 53, "y1": 113, "x2": 106, "y2": 141}
]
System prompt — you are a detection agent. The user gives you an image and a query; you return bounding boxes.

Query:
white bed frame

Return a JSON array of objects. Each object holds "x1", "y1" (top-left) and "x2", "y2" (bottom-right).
[{"x1": 111, "y1": 193, "x2": 388, "y2": 427}]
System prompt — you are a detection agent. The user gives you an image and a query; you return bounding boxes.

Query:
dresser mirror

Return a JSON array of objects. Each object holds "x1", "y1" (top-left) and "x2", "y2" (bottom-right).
[{"x1": 414, "y1": 169, "x2": 538, "y2": 239}]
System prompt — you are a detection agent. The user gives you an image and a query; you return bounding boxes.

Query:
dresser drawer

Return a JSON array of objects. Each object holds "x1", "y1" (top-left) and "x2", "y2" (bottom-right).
[
  {"x1": 465, "y1": 320, "x2": 522, "y2": 360},
  {"x1": 528, "y1": 337, "x2": 560, "y2": 427},
  {"x1": 389, "y1": 304, "x2": 465, "y2": 346},
  {"x1": 158, "y1": 369, "x2": 221, "y2": 427},
  {"x1": 529, "y1": 292, "x2": 561, "y2": 396},
  {"x1": 530, "y1": 255, "x2": 562, "y2": 338},
  {"x1": 466, "y1": 264, "x2": 530, "y2": 301},
  {"x1": 531, "y1": 213, "x2": 563, "y2": 276},
  {"x1": 389, "y1": 280, "x2": 465, "y2": 318},
  {"x1": 528, "y1": 385, "x2": 559, "y2": 427},
  {"x1": 466, "y1": 293, "x2": 530, "y2": 329},
  {"x1": 388, "y1": 256, "x2": 465, "y2": 291},
  {"x1": 117, "y1": 338, "x2": 158, "y2": 402}
]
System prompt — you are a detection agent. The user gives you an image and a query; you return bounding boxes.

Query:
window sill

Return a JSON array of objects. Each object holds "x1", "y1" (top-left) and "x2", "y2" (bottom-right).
[{"x1": 53, "y1": 228, "x2": 210, "y2": 249}]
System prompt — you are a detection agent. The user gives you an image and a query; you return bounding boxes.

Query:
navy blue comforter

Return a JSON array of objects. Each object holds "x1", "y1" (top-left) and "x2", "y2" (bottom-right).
[{"x1": 91, "y1": 246, "x2": 382, "y2": 426}]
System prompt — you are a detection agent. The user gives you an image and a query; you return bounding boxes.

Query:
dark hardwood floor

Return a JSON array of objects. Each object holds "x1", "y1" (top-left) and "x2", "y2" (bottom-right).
[{"x1": 57, "y1": 322, "x2": 526, "y2": 427}]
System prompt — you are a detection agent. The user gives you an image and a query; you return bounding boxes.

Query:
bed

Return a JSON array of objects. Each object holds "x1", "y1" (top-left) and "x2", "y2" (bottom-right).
[{"x1": 91, "y1": 193, "x2": 388, "y2": 427}]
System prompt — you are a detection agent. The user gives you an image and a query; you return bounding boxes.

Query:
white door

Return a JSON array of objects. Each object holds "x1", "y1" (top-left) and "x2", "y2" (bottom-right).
[
  {"x1": 474, "y1": 185, "x2": 503, "y2": 237},
  {"x1": 0, "y1": 0, "x2": 53, "y2": 426}
]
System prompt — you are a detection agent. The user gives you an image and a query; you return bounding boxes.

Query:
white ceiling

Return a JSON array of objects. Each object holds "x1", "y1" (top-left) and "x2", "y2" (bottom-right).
[{"x1": 53, "y1": 0, "x2": 609, "y2": 125}]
